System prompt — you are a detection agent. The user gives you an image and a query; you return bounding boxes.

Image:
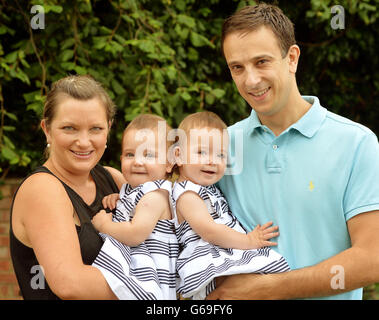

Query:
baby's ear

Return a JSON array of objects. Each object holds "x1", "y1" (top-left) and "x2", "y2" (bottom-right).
[
  {"x1": 166, "y1": 161, "x2": 175, "y2": 174},
  {"x1": 173, "y1": 145, "x2": 183, "y2": 167}
]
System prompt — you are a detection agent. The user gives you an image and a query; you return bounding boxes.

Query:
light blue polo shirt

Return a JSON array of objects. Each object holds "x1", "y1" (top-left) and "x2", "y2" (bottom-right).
[{"x1": 218, "y1": 96, "x2": 379, "y2": 300}]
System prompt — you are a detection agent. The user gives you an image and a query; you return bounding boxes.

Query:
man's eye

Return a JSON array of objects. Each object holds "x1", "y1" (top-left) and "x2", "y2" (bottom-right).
[
  {"x1": 231, "y1": 65, "x2": 242, "y2": 71},
  {"x1": 198, "y1": 150, "x2": 207, "y2": 155},
  {"x1": 257, "y1": 59, "x2": 268, "y2": 65}
]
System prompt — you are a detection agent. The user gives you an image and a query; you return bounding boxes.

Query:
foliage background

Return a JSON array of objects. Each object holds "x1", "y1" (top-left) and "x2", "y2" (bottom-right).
[{"x1": 0, "y1": 0, "x2": 378, "y2": 299}]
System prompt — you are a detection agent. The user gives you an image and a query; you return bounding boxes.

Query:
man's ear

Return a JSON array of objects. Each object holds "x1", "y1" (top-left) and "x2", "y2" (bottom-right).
[{"x1": 287, "y1": 44, "x2": 300, "y2": 74}]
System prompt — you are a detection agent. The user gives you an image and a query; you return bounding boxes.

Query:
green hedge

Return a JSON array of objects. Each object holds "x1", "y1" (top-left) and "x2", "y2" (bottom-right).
[
  {"x1": 0, "y1": 0, "x2": 378, "y2": 176},
  {"x1": 0, "y1": 0, "x2": 378, "y2": 300}
]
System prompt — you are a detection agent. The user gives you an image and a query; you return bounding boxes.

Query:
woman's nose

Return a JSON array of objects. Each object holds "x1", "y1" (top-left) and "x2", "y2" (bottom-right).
[{"x1": 76, "y1": 131, "x2": 91, "y2": 148}]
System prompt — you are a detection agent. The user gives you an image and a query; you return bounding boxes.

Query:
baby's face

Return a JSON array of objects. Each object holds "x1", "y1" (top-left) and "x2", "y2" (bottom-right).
[
  {"x1": 178, "y1": 127, "x2": 229, "y2": 186},
  {"x1": 121, "y1": 128, "x2": 170, "y2": 188}
]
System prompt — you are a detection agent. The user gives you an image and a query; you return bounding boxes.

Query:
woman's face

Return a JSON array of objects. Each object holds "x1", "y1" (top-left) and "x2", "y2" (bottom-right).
[{"x1": 42, "y1": 96, "x2": 109, "y2": 176}]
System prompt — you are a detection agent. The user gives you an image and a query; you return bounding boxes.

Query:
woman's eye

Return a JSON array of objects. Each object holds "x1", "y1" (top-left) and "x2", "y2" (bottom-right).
[
  {"x1": 198, "y1": 150, "x2": 207, "y2": 156},
  {"x1": 62, "y1": 126, "x2": 75, "y2": 131},
  {"x1": 125, "y1": 152, "x2": 134, "y2": 158},
  {"x1": 91, "y1": 127, "x2": 103, "y2": 132}
]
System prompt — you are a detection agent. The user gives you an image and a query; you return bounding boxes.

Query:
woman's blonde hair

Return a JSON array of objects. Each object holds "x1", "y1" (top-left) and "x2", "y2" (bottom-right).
[{"x1": 43, "y1": 74, "x2": 116, "y2": 129}]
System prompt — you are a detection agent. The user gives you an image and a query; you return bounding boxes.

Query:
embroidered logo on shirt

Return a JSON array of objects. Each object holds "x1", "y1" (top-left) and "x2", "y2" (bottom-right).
[{"x1": 309, "y1": 181, "x2": 315, "y2": 191}]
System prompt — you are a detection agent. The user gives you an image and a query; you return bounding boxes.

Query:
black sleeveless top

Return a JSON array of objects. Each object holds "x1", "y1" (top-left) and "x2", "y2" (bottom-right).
[{"x1": 9, "y1": 164, "x2": 119, "y2": 300}]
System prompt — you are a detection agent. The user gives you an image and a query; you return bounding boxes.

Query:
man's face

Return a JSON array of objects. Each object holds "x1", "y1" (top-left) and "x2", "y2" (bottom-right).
[{"x1": 223, "y1": 26, "x2": 296, "y2": 121}]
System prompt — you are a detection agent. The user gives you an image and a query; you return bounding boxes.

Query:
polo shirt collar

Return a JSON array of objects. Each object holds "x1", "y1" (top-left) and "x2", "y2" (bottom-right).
[
  {"x1": 291, "y1": 96, "x2": 327, "y2": 138},
  {"x1": 246, "y1": 96, "x2": 326, "y2": 138}
]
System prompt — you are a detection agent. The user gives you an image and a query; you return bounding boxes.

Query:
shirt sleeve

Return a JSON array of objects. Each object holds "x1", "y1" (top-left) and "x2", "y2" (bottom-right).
[{"x1": 344, "y1": 132, "x2": 379, "y2": 220}]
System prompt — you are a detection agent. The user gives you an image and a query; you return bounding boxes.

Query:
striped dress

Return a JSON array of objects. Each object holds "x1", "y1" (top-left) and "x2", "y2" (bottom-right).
[
  {"x1": 173, "y1": 180, "x2": 290, "y2": 300},
  {"x1": 92, "y1": 180, "x2": 179, "y2": 300}
]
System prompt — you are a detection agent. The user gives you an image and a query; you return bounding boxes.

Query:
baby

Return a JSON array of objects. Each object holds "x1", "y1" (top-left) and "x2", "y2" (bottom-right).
[
  {"x1": 91, "y1": 114, "x2": 178, "y2": 300},
  {"x1": 172, "y1": 111, "x2": 290, "y2": 299}
]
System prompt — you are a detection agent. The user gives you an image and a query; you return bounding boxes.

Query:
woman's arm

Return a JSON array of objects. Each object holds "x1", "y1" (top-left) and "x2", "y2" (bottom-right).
[
  {"x1": 92, "y1": 190, "x2": 167, "y2": 247},
  {"x1": 15, "y1": 173, "x2": 116, "y2": 299},
  {"x1": 104, "y1": 166, "x2": 126, "y2": 190},
  {"x1": 176, "y1": 191, "x2": 277, "y2": 250}
]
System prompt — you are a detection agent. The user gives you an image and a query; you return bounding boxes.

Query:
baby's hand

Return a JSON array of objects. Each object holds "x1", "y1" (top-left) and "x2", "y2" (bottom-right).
[
  {"x1": 246, "y1": 221, "x2": 279, "y2": 249},
  {"x1": 102, "y1": 193, "x2": 120, "y2": 210},
  {"x1": 91, "y1": 209, "x2": 112, "y2": 232}
]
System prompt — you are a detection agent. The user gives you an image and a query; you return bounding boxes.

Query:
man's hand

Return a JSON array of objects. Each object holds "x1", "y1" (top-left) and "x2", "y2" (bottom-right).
[{"x1": 206, "y1": 273, "x2": 280, "y2": 300}]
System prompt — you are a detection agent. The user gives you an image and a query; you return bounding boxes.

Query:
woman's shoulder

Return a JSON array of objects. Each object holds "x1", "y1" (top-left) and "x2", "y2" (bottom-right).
[
  {"x1": 15, "y1": 170, "x2": 68, "y2": 203},
  {"x1": 103, "y1": 166, "x2": 125, "y2": 189}
]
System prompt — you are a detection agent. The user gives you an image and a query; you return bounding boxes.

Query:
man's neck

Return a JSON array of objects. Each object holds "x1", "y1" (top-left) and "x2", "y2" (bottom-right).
[{"x1": 259, "y1": 93, "x2": 311, "y2": 136}]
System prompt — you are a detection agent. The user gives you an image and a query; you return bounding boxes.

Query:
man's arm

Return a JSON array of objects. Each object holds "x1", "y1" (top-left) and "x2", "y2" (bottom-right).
[{"x1": 207, "y1": 210, "x2": 379, "y2": 299}]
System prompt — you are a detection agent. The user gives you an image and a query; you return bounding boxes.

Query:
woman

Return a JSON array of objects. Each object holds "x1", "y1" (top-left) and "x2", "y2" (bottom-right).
[{"x1": 9, "y1": 75, "x2": 125, "y2": 299}]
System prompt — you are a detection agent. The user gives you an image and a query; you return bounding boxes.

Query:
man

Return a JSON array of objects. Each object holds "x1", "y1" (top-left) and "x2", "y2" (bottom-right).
[{"x1": 211, "y1": 3, "x2": 379, "y2": 299}]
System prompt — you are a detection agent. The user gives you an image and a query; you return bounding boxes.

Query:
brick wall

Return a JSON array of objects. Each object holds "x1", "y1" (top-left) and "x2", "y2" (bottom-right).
[{"x1": 0, "y1": 178, "x2": 23, "y2": 300}]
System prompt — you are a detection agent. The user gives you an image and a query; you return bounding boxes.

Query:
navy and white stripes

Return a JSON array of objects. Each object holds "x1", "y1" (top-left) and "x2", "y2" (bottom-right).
[
  {"x1": 92, "y1": 180, "x2": 179, "y2": 300},
  {"x1": 172, "y1": 180, "x2": 290, "y2": 300}
]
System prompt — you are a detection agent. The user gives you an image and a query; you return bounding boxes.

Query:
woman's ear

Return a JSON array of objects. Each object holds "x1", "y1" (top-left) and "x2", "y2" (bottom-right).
[{"x1": 40, "y1": 119, "x2": 51, "y2": 144}]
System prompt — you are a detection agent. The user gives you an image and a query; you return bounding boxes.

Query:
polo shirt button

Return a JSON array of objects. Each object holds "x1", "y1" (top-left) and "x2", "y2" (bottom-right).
[{"x1": 272, "y1": 144, "x2": 278, "y2": 150}]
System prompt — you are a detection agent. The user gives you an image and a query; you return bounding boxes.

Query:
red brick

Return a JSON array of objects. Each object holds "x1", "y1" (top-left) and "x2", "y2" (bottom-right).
[
  {"x1": 0, "y1": 235, "x2": 9, "y2": 246},
  {"x1": 0, "y1": 209, "x2": 10, "y2": 222},
  {"x1": 0, "y1": 284, "x2": 10, "y2": 297},
  {"x1": 12, "y1": 284, "x2": 22, "y2": 299},
  {"x1": 0, "y1": 283, "x2": 22, "y2": 299},
  {"x1": 0, "y1": 196, "x2": 12, "y2": 209},
  {"x1": 0, "y1": 260, "x2": 11, "y2": 272},
  {"x1": 0, "y1": 246, "x2": 9, "y2": 259},
  {"x1": 0, "y1": 184, "x2": 12, "y2": 198},
  {"x1": 0, "y1": 273, "x2": 18, "y2": 283},
  {"x1": 0, "y1": 222, "x2": 9, "y2": 235}
]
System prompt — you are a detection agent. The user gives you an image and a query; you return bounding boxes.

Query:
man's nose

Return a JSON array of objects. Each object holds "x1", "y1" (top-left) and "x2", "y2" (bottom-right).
[{"x1": 245, "y1": 67, "x2": 261, "y2": 88}]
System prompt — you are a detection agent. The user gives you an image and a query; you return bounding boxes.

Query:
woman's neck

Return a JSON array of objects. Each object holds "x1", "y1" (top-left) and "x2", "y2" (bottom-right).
[{"x1": 43, "y1": 159, "x2": 92, "y2": 189}]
